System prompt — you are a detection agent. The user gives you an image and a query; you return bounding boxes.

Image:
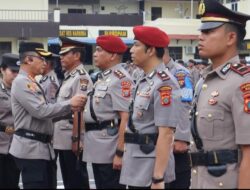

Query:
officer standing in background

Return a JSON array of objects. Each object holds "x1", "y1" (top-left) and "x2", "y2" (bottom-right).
[
  {"x1": 188, "y1": 59, "x2": 200, "y2": 87},
  {"x1": 40, "y1": 53, "x2": 60, "y2": 104},
  {"x1": 0, "y1": 53, "x2": 20, "y2": 189},
  {"x1": 190, "y1": 0, "x2": 250, "y2": 188},
  {"x1": 163, "y1": 48, "x2": 192, "y2": 189},
  {"x1": 82, "y1": 35, "x2": 133, "y2": 189},
  {"x1": 9, "y1": 41, "x2": 86, "y2": 189},
  {"x1": 53, "y1": 37, "x2": 92, "y2": 189},
  {"x1": 120, "y1": 26, "x2": 181, "y2": 189}
]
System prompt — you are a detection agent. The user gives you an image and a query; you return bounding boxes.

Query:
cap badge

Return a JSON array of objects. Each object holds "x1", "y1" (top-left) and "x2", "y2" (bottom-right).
[{"x1": 198, "y1": 0, "x2": 206, "y2": 15}]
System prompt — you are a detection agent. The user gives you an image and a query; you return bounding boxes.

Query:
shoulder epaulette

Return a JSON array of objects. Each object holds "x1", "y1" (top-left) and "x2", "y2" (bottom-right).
[
  {"x1": 77, "y1": 69, "x2": 86, "y2": 75},
  {"x1": 0, "y1": 83, "x2": 5, "y2": 91},
  {"x1": 50, "y1": 76, "x2": 55, "y2": 82},
  {"x1": 114, "y1": 70, "x2": 125, "y2": 79},
  {"x1": 41, "y1": 76, "x2": 48, "y2": 82},
  {"x1": 231, "y1": 63, "x2": 250, "y2": 76},
  {"x1": 157, "y1": 71, "x2": 170, "y2": 81}
]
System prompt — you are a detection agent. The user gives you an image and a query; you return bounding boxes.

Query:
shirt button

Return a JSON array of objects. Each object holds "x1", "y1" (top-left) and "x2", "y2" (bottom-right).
[
  {"x1": 192, "y1": 169, "x2": 197, "y2": 174},
  {"x1": 102, "y1": 133, "x2": 106, "y2": 137},
  {"x1": 208, "y1": 114, "x2": 212, "y2": 118},
  {"x1": 195, "y1": 112, "x2": 199, "y2": 116},
  {"x1": 219, "y1": 182, "x2": 223, "y2": 187},
  {"x1": 202, "y1": 84, "x2": 208, "y2": 90},
  {"x1": 190, "y1": 141, "x2": 194, "y2": 145}
]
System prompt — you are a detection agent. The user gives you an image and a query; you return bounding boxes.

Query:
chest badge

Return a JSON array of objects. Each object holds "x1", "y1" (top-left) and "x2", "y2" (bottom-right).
[
  {"x1": 208, "y1": 98, "x2": 217, "y2": 105},
  {"x1": 211, "y1": 91, "x2": 219, "y2": 97}
]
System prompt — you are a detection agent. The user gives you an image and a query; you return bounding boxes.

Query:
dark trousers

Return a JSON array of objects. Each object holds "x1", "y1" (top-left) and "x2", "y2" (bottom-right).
[
  {"x1": 0, "y1": 154, "x2": 20, "y2": 189},
  {"x1": 165, "y1": 152, "x2": 191, "y2": 189},
  {"x1": 128, "y1": 186, "x2": 150, "y2": 189},
  {"x1": 55, "y1": 150, "x2": 89, "y2": 189},
  {"x1": 14, "y1": 157, "x2": 56, "y2": 189},
  {"x1": 92, "y1": 163, "x2": 125, "y2": 189}
]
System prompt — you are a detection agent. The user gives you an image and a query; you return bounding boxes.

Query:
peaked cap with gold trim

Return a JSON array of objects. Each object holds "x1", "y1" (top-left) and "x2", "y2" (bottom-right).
[
  {"x1": 198, "y1": 0, "x2": 250, "y2": 30},
  {"x1": 59, "y1": 37, "x2": 86, "y2": 55},
  {"x1": 19, "y1": 41, "x2": 52, "y2": 57}
]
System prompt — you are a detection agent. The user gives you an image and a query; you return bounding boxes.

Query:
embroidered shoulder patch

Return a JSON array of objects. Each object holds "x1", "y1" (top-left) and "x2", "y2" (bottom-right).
[
  {"x1": 231, "y1": 63, "x2": 250, "y2": 76},
  {"x1": 240, "y1": 83, "x2": 250, "y2": 114},
  {"x1": 175, "y1": 70, "x2": 186, "y2": 87},
  {"x1": 121, "y1": 81, "x2": 131, "y2": 98},
  {"x1": 158, "y1": 86, "x2": 172, "y2": 106},
  {"x1": 114, "y1": 70, "x2": 125, "y2": 79},
  {"x1": 79, "y1": 78, "x2": 89, "y2": 91},
  {"x1": 157, "y1": 71, "x2": 170, "y2": 81}
]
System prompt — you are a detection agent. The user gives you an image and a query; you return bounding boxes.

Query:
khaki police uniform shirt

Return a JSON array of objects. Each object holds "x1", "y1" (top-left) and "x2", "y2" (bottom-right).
[
  {"x1": 39, "y1": 70, "x2": 60, "y2": 104},
  {"x1": 166, "y1": 59, "x2": 192, "y2": 142},
  {"x1": 82, "y1": 63, "x2": 134, "y2": 164},
  {"x1": 191, "y1": 56, "x2": 250, "y2": 189},
  {"x1": 9, "y1": 69, "x2": 71, "y2": 160},
  {"x1": 120, "y1": 62, "x2": 181, "y2": 187},
  {"x1": 0, "y1": 82, "x2": 13, "y2": 154},
  {"x1": 53, "y1": 64, "x2": 93, "y2": 150},
  {"x1": 190, "y1": 66, "x2": 201, "y2": 87}
]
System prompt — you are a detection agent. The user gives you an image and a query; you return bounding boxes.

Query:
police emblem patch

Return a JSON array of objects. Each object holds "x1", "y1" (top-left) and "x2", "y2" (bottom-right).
[
  {"x1": 240, "y1": 83, "x2": 250, "y2": 113},
  {"x1": 158, "y1": 86, "x2": 172, "y2": 106},
  {"x1": 121, "y1": 81, "x2": 131, "y2": 98},
  {"x1": 80, "y1": 79, "x2": 89, "y2": 91}
]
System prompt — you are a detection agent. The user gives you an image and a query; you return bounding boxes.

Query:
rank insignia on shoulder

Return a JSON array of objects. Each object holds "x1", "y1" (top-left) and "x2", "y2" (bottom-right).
[
  {"x1": 157, "y1": 71, "x2": 170, "y2": 81},
  {"x1": 114, "y1": 70, "x2": 125, "y2": 79},
  {"x1": 158, "y1": 86, "x2": 172, "y2": 106},
  {"x1": 231, "y1": 63, "x2": 250, "y2": 76},
  {"x1": 77, "y1": 69, "x2": 86, "y2": 75},
  {"x1": 121, "y1": 81, "x2": 131, "y2": 98},
  {"x1": 220, "y1": 63, "x2": 231, "y2": 75},
  {"x1": 50, "y1": 76, "x2": 55, "y2": 82},
  {"x1": 80, "y1": 79, "x2": 89, "y2": 91}
]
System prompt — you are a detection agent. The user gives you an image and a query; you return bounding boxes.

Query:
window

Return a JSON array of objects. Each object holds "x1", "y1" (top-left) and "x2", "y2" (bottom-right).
[
  {"x1": 68, "y1": 9, "x2": 86, "y2": 14},
  {"x1": 169, "y1": 47, "x2": 182, "y2": 60},
  {"x1": 0, "y1": 42, "x2": 11, "y2": 59},
  {"x1": 151, "y1": 7, "x2": 162, "y2": 21}
]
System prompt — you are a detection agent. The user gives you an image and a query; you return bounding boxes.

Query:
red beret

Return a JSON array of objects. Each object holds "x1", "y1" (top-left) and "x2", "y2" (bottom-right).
[
  {"x1": 133, "y1": 26, "x2": 169, "y2": 47},
  {"x1": 96, "y1": 35, "x2": 127, "y2": 54}
]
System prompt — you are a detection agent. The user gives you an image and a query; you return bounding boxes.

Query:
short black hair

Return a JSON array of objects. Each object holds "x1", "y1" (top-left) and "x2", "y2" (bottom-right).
[
  {"x1": 144, "y1": 45, "x2": 165, "y2": 59},
  {"x1": 0, "y1": 62, "x2": 8, "y2": 70},
  {"x1": 71, "y1": 47, "x2": 86, "y2": 63},
  {"x1": 224, "y1": 23, "x2": 246, "y2": 49}
]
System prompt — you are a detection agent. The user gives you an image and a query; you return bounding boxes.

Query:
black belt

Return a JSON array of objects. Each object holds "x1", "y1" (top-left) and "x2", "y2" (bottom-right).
[
  {"x1": 189, "y1": 149, "x2": 239, "y2": 167},
  {"x1": 124, "y1": 132, "x2": 158, "y2": 145},
  {"x1": 0, "y1": 125, "x2": 14, "y2": 133},
  {"x1": 15, "y1": 129, "x2": 52, "y2": 144},
  {"x1": 85, "y1": 120, "x2": 120, "y2": 132}
]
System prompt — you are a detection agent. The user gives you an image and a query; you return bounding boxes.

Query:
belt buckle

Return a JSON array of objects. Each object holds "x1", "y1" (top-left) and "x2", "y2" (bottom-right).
[
  {"x1": 5, "y1": 126, "x2": 14, "y2": 134},
  {"x1": 212, "y1": 151, "x2": 219, "y2": 164}
]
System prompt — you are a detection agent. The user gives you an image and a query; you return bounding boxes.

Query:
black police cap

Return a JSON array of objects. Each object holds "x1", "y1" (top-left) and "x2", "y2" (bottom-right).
[
  {"x1": 0, "y1": 53, "x2": 20, "y2": 71},
  {"x1": 19, "y1": 41, "x2": 52, "y2": 57},
  {"x1": 59, "y1": 37, "x2": 86, "y2": 55},
  {"x1": 198, "y1": 0, "x2": 250, "y2": 30}
]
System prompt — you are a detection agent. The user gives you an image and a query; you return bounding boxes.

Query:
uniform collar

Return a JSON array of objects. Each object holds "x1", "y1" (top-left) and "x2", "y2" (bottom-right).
[
  {"x1": 64, "y1": 64, "x2": 83, "y2": 79},
  {"x1": 100, "y1": 64, "x2": 121, "y2": 79},
  {"x1": 141, "y1": 62, "x2": 166, "y2": 85},
  {"x1": 165, "y1": 58, "x2": 175, "y2": 71},
  {"x1": 202, "y1": 55, "x2": 240, "y2": 80}
]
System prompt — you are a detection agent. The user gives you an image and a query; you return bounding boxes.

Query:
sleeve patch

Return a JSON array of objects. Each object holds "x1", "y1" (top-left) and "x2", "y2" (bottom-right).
[
  {"x1": 121, "y1": 81, "x2": 131, "y2": 98},
  {"x1": 158, "y1": 86, "x2": 172, "y2": 106},
  {"x1": 79, "y1": 78, "x2": 89, "y2": 91},
  {"x1": 243, "y1": 94, "x2": 250, "y2": 114}
]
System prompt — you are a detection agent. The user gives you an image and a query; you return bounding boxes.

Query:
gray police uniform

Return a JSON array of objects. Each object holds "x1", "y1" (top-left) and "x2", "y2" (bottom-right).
[
  {"x1": 39, "y1": 70, "x2": 59, "y2": 104},
  {"x1": 83, "y1": 63, "x2": 134, "y2": 163},
  {"x1": 165, "y1": 59, "x2": 192, "y2": 189},
  {"x1": 120, "y1": 62, "x2": 180, "y2": 187},
  {"x1": 53, "y1": 64, "x2": 93, "y2": 150},
  {"x1": 0, "y1": 82, "x2": 13, "y2": 154},
  {"x1": 9, "y1": 69, "x2": 71, "y2": 160},
  {"x1": 121, "y1": 62, "x2": 144, "y2": 83},
  {"x1": 190, "y1": 56, "x2": 250, "y2": 188}
]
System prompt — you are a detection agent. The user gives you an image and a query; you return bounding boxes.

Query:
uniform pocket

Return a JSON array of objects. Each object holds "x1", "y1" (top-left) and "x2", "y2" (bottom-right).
[
  {"x1": 134, "y1": 98, "x2": 151, "y2": 111},
  {"x1": 59, "y1": 89, "x2": 72, "y2": 99},
  {"x1": 95, "y1": 91, "x2": 107, "y2": 98},
  {"x1": 198, "y1": 109, "x2": 224, "y2": 140}
]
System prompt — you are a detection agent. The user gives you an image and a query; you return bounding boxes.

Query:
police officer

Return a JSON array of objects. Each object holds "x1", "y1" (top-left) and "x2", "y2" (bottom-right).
[
  {"x1": 0, "y1": 53, "x2": 20, "y2": 189},
  {"x1": 163, "y1": 48, "x2": 192, "y2": 189},
  {"x1": 120, "y1": 26, "x2": 181, "y2": 189},
  {"x1": 190, "y1": 0, "x2": 250, "y2": 188},
  {"x1": 53, "y1": 37, "x2": 92, "y2": 189},
  {"x1": 188, "y1": 59, "x2": 200, "y2": 87},
  {"x1": 82, "y1": 35, "x2": 133, "y2": 189},
  {"x1": 40, "y1": 53, "x2": 60, "y2": 104},
  {"x1": 9, "y1": 41, "x2": 86, "y2": 189}
]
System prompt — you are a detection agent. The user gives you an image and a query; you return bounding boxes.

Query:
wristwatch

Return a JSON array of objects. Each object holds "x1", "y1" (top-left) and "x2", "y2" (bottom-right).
[
  {"x1": 71, "y1": 136, "x2": 79, "y2": 143},
  {"x1": 152, "y1": 176, "x2": 164, "y2": 184},
  {"x1": 115, "y1": 149, "x2": 124, "y2": 157}
]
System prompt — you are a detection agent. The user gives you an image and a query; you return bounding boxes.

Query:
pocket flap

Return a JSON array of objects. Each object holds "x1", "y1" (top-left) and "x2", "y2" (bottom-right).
[{"x1": 200, "y1": 109, "x2": 224, "y2": 121}]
